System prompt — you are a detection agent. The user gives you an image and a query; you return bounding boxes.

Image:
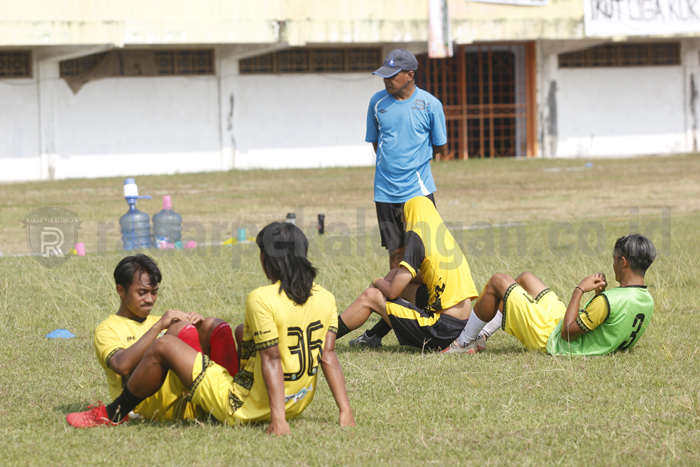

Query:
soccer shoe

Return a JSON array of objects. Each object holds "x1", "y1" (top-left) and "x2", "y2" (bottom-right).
[
  {"x1": 441, "y1": 337, "x2": 486, "y2": 355},
  {"x1": 348, "y1": 332, "x2": 383, "y2": 348},
  {"x1": 441, "y1": 340, "x2": 474, "y2": 354},
  {"x1": 66, "y1": 403, "x2": 128, "y2": 428},
  {"x1": 474, "y1": 335, "x2": 488, "y2": 352}
]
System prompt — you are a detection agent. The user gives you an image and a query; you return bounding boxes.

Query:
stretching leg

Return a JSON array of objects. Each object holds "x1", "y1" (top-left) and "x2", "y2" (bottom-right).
[
  {"x1": 473, "y1": 274, "x2": 515, "y2": 322},
  {"x1": 362, "y1": 269, "x2": 418, "y2": 340},
  {"x1": 457, "y1": 274, "x2": 516, "y2": 347},
  {"x1": 337, "y1": 287, "x2": 390, "y2": 338},
  {"x1": 126, "y1": 336, "x2": 198, "y2": 398},
  {"x1": 469, "y1": 274, "x2": 545, "y2": 341},
  {"x1": 102, "y1": 336, "x2": 199, "y2": 421},
  {"x1": 515, "y1": 272, "x2": 549, "y2": 300}
]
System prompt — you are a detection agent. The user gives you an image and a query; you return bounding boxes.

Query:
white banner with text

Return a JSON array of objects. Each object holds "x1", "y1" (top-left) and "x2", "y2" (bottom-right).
[{"x1": 584, "y1": 0, "x2": 700, "y2": 36}]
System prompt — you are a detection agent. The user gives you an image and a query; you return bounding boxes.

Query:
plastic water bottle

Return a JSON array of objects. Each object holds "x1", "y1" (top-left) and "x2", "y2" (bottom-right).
[
  {"x1": 119, "y1": 178, "x2": 154, "y2": 250},
  {"x1": 152, "y1": 196, "x2": 182, "y2": 248}
]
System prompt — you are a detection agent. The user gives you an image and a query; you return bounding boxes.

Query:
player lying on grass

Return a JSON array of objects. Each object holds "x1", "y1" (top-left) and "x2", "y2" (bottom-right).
[
  {"x1": 68, "y1": 223, "x2": 355, "y2": 435},
  {"x1": 336, "y1": 196, "x2": 479, "y2": 351},
  {"x1": 443, "y1": 234, "x2": 655, "y2": 355},
  {"x1": 85, "y1": 254, "x2": 238, "y2": 422}
]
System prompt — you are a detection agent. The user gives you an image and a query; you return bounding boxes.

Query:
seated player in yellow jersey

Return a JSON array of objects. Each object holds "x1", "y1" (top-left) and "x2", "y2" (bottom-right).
[
  {"x1": 67, "y1": 223, "x2": 355, "y2": 435},
  {"x1": 445, "y1": 234, "x2": 656, "y2": 356},
  {"x1": 336, "y1": 196, "x2": 479, "y2": 351},
  {"x1": 68, "y1": 254, "x2": 239, "y2": 426}
]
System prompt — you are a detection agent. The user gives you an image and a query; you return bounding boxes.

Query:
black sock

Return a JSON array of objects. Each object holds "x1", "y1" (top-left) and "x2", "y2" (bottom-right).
[
  {"x1": 365, "y1": 319, "x2": 391, "y2": 338},
  {"x1": 337, "y1": 316, "x2": 351, "y2": 339},
  {"x1": 106, "y1": 386, "x2": 144, "y2": 421}
]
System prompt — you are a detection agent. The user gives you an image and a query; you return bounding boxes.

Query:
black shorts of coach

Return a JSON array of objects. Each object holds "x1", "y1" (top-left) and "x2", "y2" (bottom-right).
[{"x1": 375, "y1": 193, "x2": 436, "y2": 250}]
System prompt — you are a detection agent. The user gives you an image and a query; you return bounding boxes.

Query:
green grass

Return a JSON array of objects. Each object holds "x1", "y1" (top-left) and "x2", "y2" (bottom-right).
[{"x1": 1, "y1": 155, "x2": 699, "y2": 466}]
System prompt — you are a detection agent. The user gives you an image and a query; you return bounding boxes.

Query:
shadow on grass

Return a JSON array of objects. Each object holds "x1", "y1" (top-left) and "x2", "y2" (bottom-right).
[
  {"x1": 338, "y1": 342, "x2": 528, "y2": 355},
  {"x1": 124, "y1": 417, "x2": 225, "y2": 428},
  {"x1": 56, "y1": 402, "x2": 229, "y2": 428},
  {"x1": 337, "y1": 344, "x2": 425, "y2": 354},
  {"x1": 55, "y1": 402, "x2": 91, "y2": 414}
]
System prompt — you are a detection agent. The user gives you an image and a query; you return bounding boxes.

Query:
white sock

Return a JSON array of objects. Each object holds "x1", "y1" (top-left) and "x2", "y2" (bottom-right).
[
  {"x1": 479, "y1": 311, "x2": 503, "y2": 340},
  {"x1": 455, "y1": 311, "x2": 489, "y2": 347}
]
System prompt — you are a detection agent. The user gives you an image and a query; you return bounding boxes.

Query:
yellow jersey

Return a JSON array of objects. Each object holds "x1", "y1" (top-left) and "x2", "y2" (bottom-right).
[
  {"x1": 94, "y1": 314, "x2": 161, "y2": 401},
  {"x1": 400, "y1": 196, "x2": 478, "y2": 311},
  {"x1": 229, "y1": 282, "x2": 338, "y2": 423}
]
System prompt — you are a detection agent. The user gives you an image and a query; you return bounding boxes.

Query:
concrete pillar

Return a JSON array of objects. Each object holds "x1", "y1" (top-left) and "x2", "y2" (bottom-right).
[
  {"x1": 218, "y1": 46, "x2": 238, "y2": 172},
  {"x1": 682, "y1": 39, "x2": 700, "y2": 153}
]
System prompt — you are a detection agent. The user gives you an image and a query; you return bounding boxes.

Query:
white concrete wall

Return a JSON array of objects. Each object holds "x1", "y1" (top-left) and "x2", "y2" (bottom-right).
[
  {"x1": 556, "y1": 67, "x2": 685, "y2": 157},
  {"x1": 0, "y1": 45, "x2": 380, "y2": 182},
  {"x1": 538, "y1": 40, "x2": 690, "y2": 158},
  {"x1": 2, "y1": 41, "x2": 697, "y2": 182},
  {"x1": 51, "y1": 74, "x2": 221, "y2": 179},
  {"x1": 0, "y1": 47, "x2": 223, "y2": 182},
  {"x1": 0, "y1": 50, "x2": 40, "y2": 182},
  {"x1": 230, "y1": 71, "x2": 378, "y2": 169}
]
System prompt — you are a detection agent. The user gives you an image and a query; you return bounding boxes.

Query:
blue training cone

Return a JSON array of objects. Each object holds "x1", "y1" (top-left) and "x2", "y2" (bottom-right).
[{"x1": 46, "y1": 329, "x2": 75, "y2": 339}]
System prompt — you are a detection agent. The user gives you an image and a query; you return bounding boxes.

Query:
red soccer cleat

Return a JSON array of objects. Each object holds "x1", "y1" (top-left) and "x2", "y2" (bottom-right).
[{"x1": 66, "y1": 402, "x2": 129, "y2": 428}]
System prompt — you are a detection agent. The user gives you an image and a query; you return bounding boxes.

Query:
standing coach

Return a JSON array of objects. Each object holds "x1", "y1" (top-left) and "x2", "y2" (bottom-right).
[
  {"x1": 366, "y1": 48, "x2": 447, "y2": 270},
  {"x1": 350, "y1": 49, "x2": 448, "y2": 348}
]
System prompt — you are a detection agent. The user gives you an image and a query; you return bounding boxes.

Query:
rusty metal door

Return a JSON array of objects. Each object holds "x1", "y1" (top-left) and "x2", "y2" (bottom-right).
[{"x1": 416, "y1": 43, "x2": 537, "y2": 159}]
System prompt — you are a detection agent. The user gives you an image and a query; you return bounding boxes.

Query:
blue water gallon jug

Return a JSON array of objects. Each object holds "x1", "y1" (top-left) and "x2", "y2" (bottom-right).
[
  {"x1": 119, "y1": 178, "x2": 154, "y2": 250},
  {"x1": 152, "y1": 196, "x2": 182, "y2": 248}
]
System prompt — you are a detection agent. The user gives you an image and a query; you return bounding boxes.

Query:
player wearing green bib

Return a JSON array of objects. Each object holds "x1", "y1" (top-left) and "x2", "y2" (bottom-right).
[
  {"x1": 546, "y1": 282, "x2": 653, "y2": 355},
  {"x1": 446, "y1": 234, "x2": 656, "y2": 356}
]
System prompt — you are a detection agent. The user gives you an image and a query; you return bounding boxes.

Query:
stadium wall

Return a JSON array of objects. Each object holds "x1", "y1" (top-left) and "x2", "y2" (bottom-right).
[
  {"x1": 555, "y1": 65, "x2": 685, "y2": 157},
  {"x1": 226, "y1": 57, "x2": 378, "y2": 169},
  {"x1": 0, "y1": 46, "x2": 224, "y2": 182},
  {"x1": 0, "y1": 45, "x2": 381, "y2": 182},
  {"x1": 52, "y1": 73, "x2": 222, "y2": 179},
  {"x1": 1, "y1": 39, "x2": 699, "y2": 182},
  {"x1": 538, "y1": 40, "x2": 700, "y2": 158},
  {"x1": 0, "y1": 61, "x2": 39, "y2": 182}
]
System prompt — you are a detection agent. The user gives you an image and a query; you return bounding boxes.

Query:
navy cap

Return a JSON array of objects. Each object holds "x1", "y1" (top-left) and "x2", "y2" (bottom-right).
[{"x1": 373, "y1": 49, "x2": 419, "y2": 78}]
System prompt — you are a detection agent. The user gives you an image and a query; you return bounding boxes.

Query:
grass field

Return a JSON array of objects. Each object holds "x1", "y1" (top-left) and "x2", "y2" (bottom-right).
[{"x1": 1, "y1": 155, "x2": 699, "y2": 466}]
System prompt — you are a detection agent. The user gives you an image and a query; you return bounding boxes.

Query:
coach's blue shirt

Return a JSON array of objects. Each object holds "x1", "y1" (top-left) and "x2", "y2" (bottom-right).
[{"x1": 365, "y1": 86, "x2": 446, "y2": 203}]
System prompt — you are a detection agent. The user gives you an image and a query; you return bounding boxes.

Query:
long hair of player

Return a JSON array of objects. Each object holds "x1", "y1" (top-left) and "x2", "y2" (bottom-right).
[{"x1": 256, "y1": 222, "x2": 317, "y2": 305}]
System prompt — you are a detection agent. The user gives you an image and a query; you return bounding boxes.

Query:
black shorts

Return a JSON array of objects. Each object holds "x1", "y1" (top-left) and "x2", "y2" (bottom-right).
[
  {"x1": 385, "y1": 297, "x2": 467, "y2": 351},
  {"x1": 375, "y1": 193, "x2": 436, "y2": 250}
]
